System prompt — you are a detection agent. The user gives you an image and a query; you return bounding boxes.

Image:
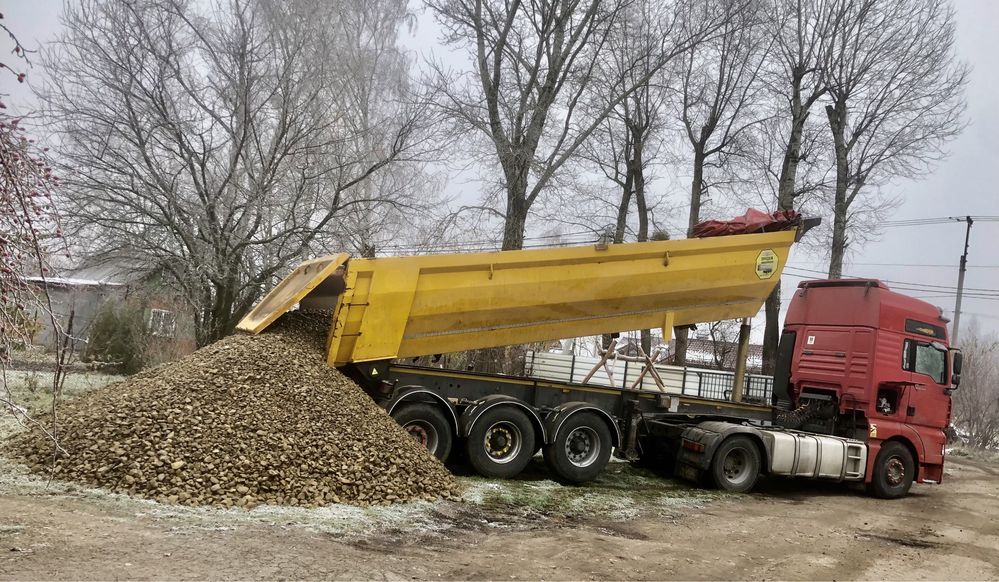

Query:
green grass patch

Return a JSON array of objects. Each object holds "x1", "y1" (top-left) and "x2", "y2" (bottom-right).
[
  {"x1": 459, "y1": 459, "x2": 726, "y2": 520},
  {"x1": 2, "y1": 370, "x2": 122, "y2": 419}
]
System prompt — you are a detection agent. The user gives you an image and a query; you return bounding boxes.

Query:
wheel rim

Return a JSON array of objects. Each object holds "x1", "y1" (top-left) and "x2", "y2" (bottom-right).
[
  {"x1": 483, "y1": 421, "x2": 522, "y2": 464},
  {"x1": 721, "y1": 447, "x2": 752, "y2": 486},
  {"x1": 886, "y1": 456, "x2": 906, "y2": 487},
  {"x1": 404, "y1": 420, "x2": 439, "y2": 455},
  {"x1": 564, "y1": 426, "x2": 600, "y2": 468}
]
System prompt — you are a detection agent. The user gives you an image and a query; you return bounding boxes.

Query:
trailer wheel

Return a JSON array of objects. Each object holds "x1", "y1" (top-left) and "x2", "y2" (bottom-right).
[
  {"x1": 543, "y1": 412, "x2": 612, "y2": 484},
  {"x1": 392, "y1": 403, "x2": 453, "y2": 462},
  {"x1": 868, "y1": 441, "x2": 915, "y2": 499},
  {"x1": 710, "y1": 435, "x2": 761, "y2": 493},
  {"x1": 466, "y1": 406, "x2": 536, "y2": 478}
]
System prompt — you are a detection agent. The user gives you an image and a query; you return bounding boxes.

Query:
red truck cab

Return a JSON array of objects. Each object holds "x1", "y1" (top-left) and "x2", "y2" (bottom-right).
[{"x1": 774, "y1": 279, "x2": 961, "y2": 493}]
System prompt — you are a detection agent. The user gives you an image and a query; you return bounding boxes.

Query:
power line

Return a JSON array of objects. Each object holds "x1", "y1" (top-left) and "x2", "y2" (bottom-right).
[
  {"x1": 958, "y1": 311, "x2": 999, "y2": 320},
  {"x1": 378, "y1": 230, "x2": 597, "y2": 249},
  {"x1": 910, "y1": 295, "x2": 999, "y2": 302},
  {"x1": 783, "y1": 265, "x2": 999, "y2": 294},
  {"x1": 881, "y1": 218, "x2": 955, "y2": 227},
  {"x1": 780, "y1": 273, "x2": 999, "y2": 301},
  {"x1": 908, "y1": 292, "x2": 999, "y2": 300},
  {"x1": 373, "y1": 230, "x2": 600, "y2": 254},
  {"x1": 881, "y1": 215, "x2": 999, "y2": 227},
  {"x1": 371, "y1": 214, "x2": 997, "y2": 254},
  {"x1": 779, "y1": 278, "x2": 999, "y2": 302},
  {"x1": 790, "y1": 261, "x2": 999, "y2": 269}
]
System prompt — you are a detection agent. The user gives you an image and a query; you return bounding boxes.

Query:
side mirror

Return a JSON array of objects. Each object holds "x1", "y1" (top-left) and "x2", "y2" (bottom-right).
[{"x1": 950, "y1": 349, "x2": 963, "y2": 389}]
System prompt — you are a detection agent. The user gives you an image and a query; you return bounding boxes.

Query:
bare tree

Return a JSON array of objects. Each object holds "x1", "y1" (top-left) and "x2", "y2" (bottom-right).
[
  {"x1": 759, "y1": 0, "x2": 842, "y2": 374},
  {"x1": 427, "y1": 0, "x2": 720, "y2": 250},
  {"x1": 677, "y1": 0, "x2": 770, "y2": 235},
  {"x1": 952, "y1": 329, "x2": 999, "y2": 449},
  {"x1": 822, "y1": 0, "x2": 968, "y2": 278},
  {"x1": 42, "y1": 0, "x2": 438, "y2": 345},
  {"x1": 707, "y1": 319, "x2": 740, "y2": 370},
  {"x1": 1, "y1": 16, "x2": 68, "y2": 447},
  {"x1": 563, "y1": 0, "x2": 679, "y2": 245},
  {"x1": 671, "y1": 0, "x2": 770, "y2": 365},
  {"x1": 559, "y1": 0, "x2": 691, "y2": 354},
  {"x1": 741, "y1": 112, "x2": 832, "y2": 228}
]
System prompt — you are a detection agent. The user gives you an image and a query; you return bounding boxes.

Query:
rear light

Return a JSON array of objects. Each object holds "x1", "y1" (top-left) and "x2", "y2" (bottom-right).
[{"x1": 682, "y1": 439, "x2": 705, "y2": 453}]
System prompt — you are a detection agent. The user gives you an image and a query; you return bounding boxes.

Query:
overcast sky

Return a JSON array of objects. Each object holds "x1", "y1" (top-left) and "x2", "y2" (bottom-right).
[
  {"x1": 4, "y1": 0, "x2": 997, "y2": 341},
  {"x1": 817, "y1": 0, "x2": 999, "y2": 338}
]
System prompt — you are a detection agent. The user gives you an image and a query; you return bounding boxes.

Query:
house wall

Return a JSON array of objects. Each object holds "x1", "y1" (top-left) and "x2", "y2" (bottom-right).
[
  {"x1": 137, "y1": 290, "x2": 197, "y2": 364},
  {"x1": 28, "y1": 281, "x2": 197, "y2": 367},
  {"x1": 30, "y1": 283, "x2": 126, "y2": 351}
]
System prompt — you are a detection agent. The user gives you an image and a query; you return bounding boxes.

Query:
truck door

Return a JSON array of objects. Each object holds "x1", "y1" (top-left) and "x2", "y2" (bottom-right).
[
  {"x1": 900, "y1": 339, "x2": 949, "y2": 428},
  {"x1": 900, "y1": 339, "x2": 949, "y2": 466}
]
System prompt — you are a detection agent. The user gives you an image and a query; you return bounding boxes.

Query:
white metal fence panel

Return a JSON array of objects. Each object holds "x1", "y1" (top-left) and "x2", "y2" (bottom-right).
[{"x1": 524, "y1": 351, "x2": 773, "y2": 403}]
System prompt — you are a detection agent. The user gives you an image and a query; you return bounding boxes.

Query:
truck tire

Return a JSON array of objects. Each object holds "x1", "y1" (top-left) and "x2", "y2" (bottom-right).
[
  {"x1": 466, "y1": 406, "x2": 536, "y2": 478},
  {"x1": 868, "y1": 441, "x2": 915, "y2": 499},
  {"x1": 543, "y1": 412, "x2": 612, "y2": 484},
  {"x1": 710, "y1": 435, "x2": 762, "y2": 493},
  {"x1": 392, "y1": 403, "x2": 453, "y2": 462}
]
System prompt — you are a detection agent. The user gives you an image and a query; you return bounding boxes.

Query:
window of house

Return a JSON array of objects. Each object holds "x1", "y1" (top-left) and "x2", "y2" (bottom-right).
[{"x1": 147, "y1": 309, "x2": 177, "y2": 338}]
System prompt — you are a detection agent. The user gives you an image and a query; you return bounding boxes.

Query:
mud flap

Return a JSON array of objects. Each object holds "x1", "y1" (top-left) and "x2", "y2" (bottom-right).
[{"x1": 677, "y1": 425, "x2": 723, "y2": 473}]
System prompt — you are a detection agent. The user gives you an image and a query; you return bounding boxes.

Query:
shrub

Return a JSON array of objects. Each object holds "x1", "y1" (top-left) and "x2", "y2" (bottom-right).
[{"x1": 83, "y1": 301, "x2": 149, "y2": 375}]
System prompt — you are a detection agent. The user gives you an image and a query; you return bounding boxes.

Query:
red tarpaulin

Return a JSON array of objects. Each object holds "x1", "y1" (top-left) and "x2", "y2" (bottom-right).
[{"x1": 691, "y1": 209, "x2": 802, "y2": 238}]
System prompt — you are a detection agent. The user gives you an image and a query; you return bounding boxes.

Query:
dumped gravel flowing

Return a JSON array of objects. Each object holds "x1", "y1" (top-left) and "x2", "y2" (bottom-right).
[{"x1": 7, "y1": 312, "x2": 461, "y2": 508}]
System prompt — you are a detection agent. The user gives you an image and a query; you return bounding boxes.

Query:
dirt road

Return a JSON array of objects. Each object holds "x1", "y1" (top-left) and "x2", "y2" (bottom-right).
[{"x1": 1, "y1": 456, "x2": 996, "y2": 580}]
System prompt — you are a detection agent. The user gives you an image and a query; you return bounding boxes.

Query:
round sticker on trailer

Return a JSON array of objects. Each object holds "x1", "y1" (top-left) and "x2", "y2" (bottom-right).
[{"x1": 755, "y1": 249, "x2": 778, "y2": 280}]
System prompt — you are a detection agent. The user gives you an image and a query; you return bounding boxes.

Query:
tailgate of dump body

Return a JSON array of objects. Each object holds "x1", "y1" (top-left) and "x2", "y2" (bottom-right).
[{"x1": 235, "y1": 253, "x2": 349, "y2": 334}]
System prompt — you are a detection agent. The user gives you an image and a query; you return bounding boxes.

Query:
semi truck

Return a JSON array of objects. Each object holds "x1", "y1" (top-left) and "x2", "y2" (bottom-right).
[{"x1": 237, "y1": 212, "x2": 962, "y2": 499}]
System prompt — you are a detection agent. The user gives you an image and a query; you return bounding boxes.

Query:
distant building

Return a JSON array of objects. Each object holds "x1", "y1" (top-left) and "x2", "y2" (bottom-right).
[
  {"x1": 667, "y1": 337, "x2": 764, "y2": 374},
  {"x1": 26, "y1": 260, "x2": 196, "y2": 364},
  {"x1": 559, "y1": 331, "x2": 764, "y2": 375}
]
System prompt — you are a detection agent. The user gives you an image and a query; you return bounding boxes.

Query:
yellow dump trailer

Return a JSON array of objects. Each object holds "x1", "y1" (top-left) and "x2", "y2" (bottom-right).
[
  {"x1": 236, "y1": 217, "x2": 937, "y2": 500},
  {"x1": 237, "y1": 229, "x2": 797, "y2": 367},
  {"x1": 236, "y1": 219, "x2": 840, "y2": 488}
]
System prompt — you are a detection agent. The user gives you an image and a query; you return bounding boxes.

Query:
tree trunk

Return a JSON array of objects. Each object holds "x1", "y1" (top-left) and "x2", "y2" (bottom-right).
[
  {"x1": 632, "y1": 143, "x2": 648, "y2": 242},
  {"x1": 828, "y1": 194, "x2": 848, "y2": 278},
  {"x1": 763, "y1": 87, "x2": 809, "y2": 373},
  {"x1": 481, "y1": 162, "x2": 530, "y2": 368},
  {"x1": 825, "y1": 103, "x2": 849, "y2": 279},
  {"x1": 761, "y1": 286, "x2": 780, "y2": 375},
  {"x1": 686, "y1": 146, "x2": 706, "y2": 237},
  {"x1": 675, "y1": 145, "x2": 706, "y2": 366},
  {"x1": 777, "y1": 79, "x2": 808, "y2": 211},
  {"x1": 614, "y1": 171, "x2": 634, "y2": 244},
  {"x1": 632, "y1": 137, "x2": 651, "y2": 356},
  {"x1": 501, "y1": 192, "x2": 528, "y2": 250}
]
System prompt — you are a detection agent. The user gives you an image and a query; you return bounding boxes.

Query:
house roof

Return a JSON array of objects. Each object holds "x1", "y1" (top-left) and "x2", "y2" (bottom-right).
[
  {"x1": 68, "y1": 261, "x2": 146, "y2": 285},
  {"x1": 24, "y1": 275, "x2": 125, "y2": 288},
  {"x1": 25, "y1": 255, "x2": 153, "y2": 288}
]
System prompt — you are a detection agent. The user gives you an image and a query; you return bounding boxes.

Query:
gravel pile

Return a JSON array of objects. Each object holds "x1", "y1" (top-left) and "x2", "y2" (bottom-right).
[{"x1": 6, "y1": 312, "x2": 461, "y2": 508}]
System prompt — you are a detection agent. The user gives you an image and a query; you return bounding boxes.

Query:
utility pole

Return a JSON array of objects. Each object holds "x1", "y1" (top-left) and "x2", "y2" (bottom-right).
[{"x1": 952, "y1": 216, "x2": 973, "y2": 346}]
